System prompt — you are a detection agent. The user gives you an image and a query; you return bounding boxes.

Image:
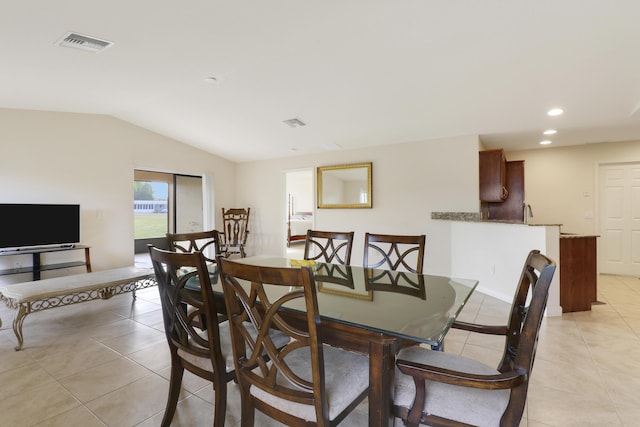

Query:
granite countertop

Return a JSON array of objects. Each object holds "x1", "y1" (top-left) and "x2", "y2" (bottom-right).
[
  {"x1": 431, "y1": 212, "x2": 483, "y2": 221},
  {"x1": 430, "y1": 212, "x2": 561, "y2": 226},
  {"x1": 560, "y1": 233, "x2": 600, "y2": 238}
]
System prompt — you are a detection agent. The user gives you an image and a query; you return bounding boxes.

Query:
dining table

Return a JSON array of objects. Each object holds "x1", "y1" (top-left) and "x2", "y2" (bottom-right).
[{"x1": 209, "y1": 256, "x2": 478, "y2": 427}]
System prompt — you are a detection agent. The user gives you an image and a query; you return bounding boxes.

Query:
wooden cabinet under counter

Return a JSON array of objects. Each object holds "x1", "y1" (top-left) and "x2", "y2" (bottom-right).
[{"x1": 560, "y1": 235, "x2": 598, "y2": 313}]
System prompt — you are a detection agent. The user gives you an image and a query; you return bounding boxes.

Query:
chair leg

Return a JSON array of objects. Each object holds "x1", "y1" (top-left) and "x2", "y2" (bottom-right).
[
  {"x1": 161, "y1": 358, "x2": 184, "y2": 427},
  {"x1": 240, "y1": 385, "x2": 255, "y2": 427},
  {"x1": 213, "y1": 379, "x2": 228, "y2": 427}
]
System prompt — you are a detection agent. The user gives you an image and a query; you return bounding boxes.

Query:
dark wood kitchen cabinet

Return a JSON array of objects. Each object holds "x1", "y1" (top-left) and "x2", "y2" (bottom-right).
[
  {"x1": 560, "y1": 235, "x2": 598, "y2": 312},
  {"x1": 487, "y1": 160, "x2": 525, "y2": 221},
  {"x1": 479, "y1": 149, "x2": 508, "y2": 202}
]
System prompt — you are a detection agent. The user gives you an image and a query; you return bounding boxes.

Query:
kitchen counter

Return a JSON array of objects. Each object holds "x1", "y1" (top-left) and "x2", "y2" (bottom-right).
[
  {"x1": 433, "y1": 213, "x2": 597, "y2": 313},
  {"x1": 435, "y1": 214, "x2": 562, "y2": 316},
  {"x1": 431, "y1": 211, "x2": 562, "y2": 226}
]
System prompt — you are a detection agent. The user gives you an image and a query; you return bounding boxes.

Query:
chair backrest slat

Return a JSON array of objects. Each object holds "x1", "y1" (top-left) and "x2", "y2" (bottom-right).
[
  {"x1": 393, "y1": 249, "x2": 556, "y2": 427},
  {"x1": 364, "y1": 233, "x2": 426, "y2": 274},
  {"x1": 221, "y1": 208, "x2": 250, "y2": 246},
  {"x1": 149, "y1": 247, "x2": 225, "y2": 363},
  {"x1": 500, "y1": 250, "x2": 555, "y2": 373},
  {"x1": 303, "y1": 230, "x2": 354, "y2": 265},
  {"x1": 217, "y1": 258, "x2": 331, "y2": 419},
  {"x1": 149, "y1": 245, "x2": 235, "y2": 426},
  {"x1": 220, "y1": 208, "x2": 250, "y2": 258},
  {"x1": 166, "y1": 229, "x2": 221, "y2": 264},
  {"x1": 499, "y1": 250, "x2": 556, "y2": 425}
]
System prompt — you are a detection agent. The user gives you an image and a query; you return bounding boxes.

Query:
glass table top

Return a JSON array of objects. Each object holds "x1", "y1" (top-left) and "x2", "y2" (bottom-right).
[{"x1": 210, "y1": 256, "x2": 478, "y2": 347}]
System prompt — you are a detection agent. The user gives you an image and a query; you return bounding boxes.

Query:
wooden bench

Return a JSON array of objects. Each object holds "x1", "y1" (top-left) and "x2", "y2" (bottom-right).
[{"x1": 0, "y1": 266, "x2": 156, "y2": 350}]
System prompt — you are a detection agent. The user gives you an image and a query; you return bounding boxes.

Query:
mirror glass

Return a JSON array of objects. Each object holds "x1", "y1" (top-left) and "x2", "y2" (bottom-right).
[{"x1": 317, "y1": 162, "x2": 372, "y2": 208}]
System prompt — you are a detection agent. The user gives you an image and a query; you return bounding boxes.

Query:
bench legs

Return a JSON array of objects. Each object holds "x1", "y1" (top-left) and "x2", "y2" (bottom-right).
[
  {"x1": 0, "y1": 295, "x2": 27, "y2": 351},
  {"x1": 1, "y1": 276, "x2": 156, "y2": 351},
  {"x1": 13, "y1": 304, "x2": 27, "y2": 351}
]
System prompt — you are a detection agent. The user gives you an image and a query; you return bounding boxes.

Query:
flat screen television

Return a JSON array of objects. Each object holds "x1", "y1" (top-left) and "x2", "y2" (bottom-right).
[{"x1": 0, "y1": 204, "x2": 80, "y2": 250}]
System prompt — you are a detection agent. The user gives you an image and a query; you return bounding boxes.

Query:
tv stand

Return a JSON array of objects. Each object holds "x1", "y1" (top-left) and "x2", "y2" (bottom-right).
[{"x1": 0, "y1": 245, "x2": 91, "y2": 281}]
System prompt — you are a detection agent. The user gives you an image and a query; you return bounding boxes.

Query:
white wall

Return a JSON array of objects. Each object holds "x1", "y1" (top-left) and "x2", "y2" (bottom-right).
[
  {"x1": 450, "y1": 222, "x2": 561, "y2": 316},
  {"x1": 236, "y1": 135, "x2": 481, "y2": 276},
  {"x1": 508, "y1": 139, "x2": 640, "y2": 235},
  {"x1": 286, "y1": 170, "x2": 314, "y2": 213},
  {"x1": 0, "y1": 108, "x2": 236, "y2": 282},
  {"x1": 0, "y1": 109, "x2": 481, "y2": 285}
]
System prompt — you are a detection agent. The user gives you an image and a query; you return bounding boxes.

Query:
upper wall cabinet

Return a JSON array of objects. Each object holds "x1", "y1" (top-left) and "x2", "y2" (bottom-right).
[
  {"x1": 487, "y1": 160, "x2": 525, "y2": 221},
  {"x1": 479, "y1": 149, "x2": 508, "y2": 202}
]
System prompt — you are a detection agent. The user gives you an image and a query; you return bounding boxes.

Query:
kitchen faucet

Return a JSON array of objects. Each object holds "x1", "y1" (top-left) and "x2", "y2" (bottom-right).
[{"x1": 524, "y1": 203, "x2": 534, "y2": 224}]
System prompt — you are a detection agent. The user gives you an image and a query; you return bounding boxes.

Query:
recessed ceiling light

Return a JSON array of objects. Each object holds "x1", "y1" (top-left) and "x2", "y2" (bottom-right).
[
  {"x1": 204, "y1": 76, "x2": 218, "y2": 83},
  {"x1": 543, "y1": 129, "x2": 557, "y2": 135},
  {"x1": 547, "y1": 108, "x2": 563, "y2": 116},
  {"x1": 540, "y1": 140, "x2": 552, "y2": 145}
]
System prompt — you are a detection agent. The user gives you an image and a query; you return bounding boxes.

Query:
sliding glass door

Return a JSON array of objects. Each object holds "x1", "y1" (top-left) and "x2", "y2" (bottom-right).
[
  {"x1": 134, "y1": 170, "x2": 203, "y2": 253},
  {"x1": 175, "y1": 174, "x2": 204, "y2": 233}
]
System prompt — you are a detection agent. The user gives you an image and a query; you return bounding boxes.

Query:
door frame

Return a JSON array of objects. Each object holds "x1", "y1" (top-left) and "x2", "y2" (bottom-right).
[
  {"x1": 596, "y1": 160, "x2": 640, "y2": 275},
  {"x1": 134, "y1": 169, "x2": 212, "y2": 254},
  {"x1": 283, "y1": 167, "x2": 315, "y2": 254}
]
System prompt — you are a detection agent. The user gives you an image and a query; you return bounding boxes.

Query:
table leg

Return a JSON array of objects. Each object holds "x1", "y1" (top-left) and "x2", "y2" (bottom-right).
[{"x1": 369, "y1": 337, "x2": 397, "y2": 427}]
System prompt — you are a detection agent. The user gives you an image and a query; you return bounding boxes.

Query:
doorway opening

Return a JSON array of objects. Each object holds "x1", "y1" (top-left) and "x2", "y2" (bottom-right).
[{"x1": 284, "y1": 168, "x2": 314, "y2": 258}]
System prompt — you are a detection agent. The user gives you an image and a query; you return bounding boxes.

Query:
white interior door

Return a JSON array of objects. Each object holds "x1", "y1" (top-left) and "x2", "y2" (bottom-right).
[{"x1": 599, "y1": 163, "x2": 640, "y2": 275}]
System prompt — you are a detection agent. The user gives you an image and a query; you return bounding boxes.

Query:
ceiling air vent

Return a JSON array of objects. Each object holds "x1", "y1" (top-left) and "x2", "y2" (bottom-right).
[
  {"x1": 56, "y1": 32, "x2": 114, "y2": 53},
  {"x1": 283, "y1": 118, "x2": 306, "y2": 128}
]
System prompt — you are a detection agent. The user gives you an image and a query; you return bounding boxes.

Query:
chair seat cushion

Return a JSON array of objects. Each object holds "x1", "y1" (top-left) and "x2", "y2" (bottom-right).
[
  {"x1": 251, "y1": 345, "x2": 369, "y2": 422},
  {"x1": 394, "y1": 346, "x2": 510, "y2": 427},
  {"x1": 178, "y1": 321, "x2": 290, "y2": 374}
]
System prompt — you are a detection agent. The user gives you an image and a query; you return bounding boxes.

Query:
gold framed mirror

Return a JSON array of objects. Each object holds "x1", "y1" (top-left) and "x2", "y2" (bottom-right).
[{"x1": 317, "y1": 162, "x2": 372, "y2": 209}]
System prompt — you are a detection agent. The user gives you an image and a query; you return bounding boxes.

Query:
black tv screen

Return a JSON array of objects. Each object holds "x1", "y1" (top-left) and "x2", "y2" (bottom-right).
[{"x1": 0, "y1": 204, "x2": 80, "y2": 250}]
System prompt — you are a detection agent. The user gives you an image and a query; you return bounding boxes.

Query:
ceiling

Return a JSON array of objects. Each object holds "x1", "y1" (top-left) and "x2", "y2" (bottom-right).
[{"x1": 3, "y1": 1, "x2": 640, "y2": 163}]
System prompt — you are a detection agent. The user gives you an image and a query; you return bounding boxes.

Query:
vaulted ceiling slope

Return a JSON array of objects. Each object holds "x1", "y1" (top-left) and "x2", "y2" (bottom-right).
[{"x1": 3, "y1": 1, "x2": 640, "y2": 162}]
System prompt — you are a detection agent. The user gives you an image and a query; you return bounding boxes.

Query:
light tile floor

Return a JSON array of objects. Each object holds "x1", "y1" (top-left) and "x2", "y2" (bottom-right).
[{"x1": 1, "y1": 253, "x2": 639, "y2": 425}]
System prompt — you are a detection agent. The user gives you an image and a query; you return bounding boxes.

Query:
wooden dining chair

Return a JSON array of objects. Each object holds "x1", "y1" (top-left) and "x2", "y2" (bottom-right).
[
  {"x1": 363, "y1": 233, "x2": 426, "y2": 302},
  {"x1": 220, "y1": 207, "x2": 250, "y2": 258},
  {"x1": 166, "y1": 230, "x2": 224, "y2": 324},
  {"x1": 303, "y1": 230, "x2": 355, "y2": 265},
  {"x1": 392, "y1": 250, "x2": 556, "y2": 427},
  {"x1": 148, "y1": 246, "x2": 235, "y2": 427},
  {"x1": 363, "y1": 232, "x2": 426, "y2": 273},
  {"x1": 166, "y1": 229, "x2": 222, "y2": 264},
  {"x1": 217, "y1": 257, "x2": 370, "y2": 427}
]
